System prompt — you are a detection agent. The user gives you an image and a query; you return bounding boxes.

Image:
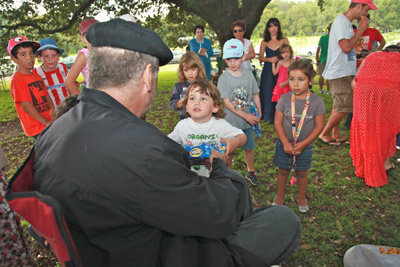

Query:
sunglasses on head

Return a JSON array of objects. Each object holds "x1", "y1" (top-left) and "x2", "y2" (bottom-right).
[{"x1": 233, "y1": 29, "x2": 243, "y2": 33}]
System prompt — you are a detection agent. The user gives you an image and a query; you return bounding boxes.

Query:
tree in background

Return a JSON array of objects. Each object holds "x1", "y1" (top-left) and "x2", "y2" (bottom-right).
[{"x1": 0, "y1": 0, "x2": 272, "y2": 56}]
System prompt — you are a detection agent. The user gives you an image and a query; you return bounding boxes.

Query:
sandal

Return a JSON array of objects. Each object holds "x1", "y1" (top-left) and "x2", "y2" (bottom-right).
[
  {"x1": 335, "y1": 138, "x2": 350, "y2": 145},
  {"x1": 298, "y1": 200, "x2": 309, "y2": 213},
  {"x1": 318, "y1": 138, "x2": 341, "y2": 146}
]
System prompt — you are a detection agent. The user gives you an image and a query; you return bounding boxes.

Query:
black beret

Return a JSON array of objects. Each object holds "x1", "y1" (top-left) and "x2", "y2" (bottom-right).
[{"x1": 86, "y1": 19, "x2": 173, "y2": 66}]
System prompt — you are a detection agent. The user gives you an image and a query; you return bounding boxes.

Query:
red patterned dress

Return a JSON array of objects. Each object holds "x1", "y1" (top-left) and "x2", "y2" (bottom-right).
[{"x1": 350, "y1": 51, "x2": 400, "y2": 187}]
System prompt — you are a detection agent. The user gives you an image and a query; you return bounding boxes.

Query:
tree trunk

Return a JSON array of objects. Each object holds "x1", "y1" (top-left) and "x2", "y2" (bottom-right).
[{"x1": 168, "y1": 0, "x2": 271, "y2": 48}]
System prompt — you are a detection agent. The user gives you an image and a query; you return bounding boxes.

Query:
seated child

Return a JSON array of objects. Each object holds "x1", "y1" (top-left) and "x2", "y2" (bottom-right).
[
  {"x1": 168, "y1": 79, "x2": 246, "y2": 176},
  {"x1": 8, "y1": 36, "x2": 54, "y2": 139},
  {"x1": 33, "y1": 38, "x2": 71, "y2": 106},
  {"x1": 170, "y1": 51, "x2": 207, "y2": 120}
]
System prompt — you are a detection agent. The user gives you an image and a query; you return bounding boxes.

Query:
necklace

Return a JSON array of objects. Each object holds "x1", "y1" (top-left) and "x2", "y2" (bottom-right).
[{"x1": 290, "y1": 90, "x2": 310, "y2": 185}]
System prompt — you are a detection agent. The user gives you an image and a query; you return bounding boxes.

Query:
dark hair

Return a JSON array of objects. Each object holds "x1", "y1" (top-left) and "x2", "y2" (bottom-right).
[
  {"x1": 231, "y1": 20, "x2": 246, "y2": 32},
  {"x1": 11, "y1": 43, "x2": 35, "y2": 59},
  {"x1": 263, "y1": 18, "x2": 283, "y2": 42},
  {"x1": 288, "y1": 59, "x2": 315, "y2": 89},
  {"x1": 194, "y1": 25, "x2": 205, "y2": 35},
  {"x1": 53, "y1": 95, "x2": 79, "y2": 119},
  {"x1": 182, "y1": 79, "x2": 224, "y2": 119},
  {"x1": 279, "y1": 44, "x2": 293, "y2": 59},
  {"x1": 384, "y1": 45, "x2": 400, "y2": 52}
]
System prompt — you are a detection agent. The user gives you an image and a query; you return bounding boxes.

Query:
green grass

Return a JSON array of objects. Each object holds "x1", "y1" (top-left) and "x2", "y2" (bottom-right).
[{"x1": 1, "y1": 66, "x2": 400, "y2": 266}]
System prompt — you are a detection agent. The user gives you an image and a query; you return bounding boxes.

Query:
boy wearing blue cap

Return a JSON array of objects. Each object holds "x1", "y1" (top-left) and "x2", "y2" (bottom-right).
[
  {"x1": 33, "y1": 38, "x2": 72, "y2": 106},
  {"x1": 218, "y1": 39, "x2": 262, "y2": 185}
]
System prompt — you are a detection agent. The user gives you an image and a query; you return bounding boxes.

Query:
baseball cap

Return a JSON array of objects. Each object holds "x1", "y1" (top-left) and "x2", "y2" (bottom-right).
[
  {"x1": 79, "y1": 18, "x2": 99, "y2": 35},
  {"x1": 223, "y1": 39, "x2": 244, "y2": 59},
  {"x1": 35, "y1": 38, "x2": 64, "y2": 56},
  {"x1": 86, "y1": 19, "x2": 173, "y2": 66},
  {"x1": 351, "y1": 0, "x2": 378, "y2": 10},
  {"x1": 7, "y1": 36, "x2": 40, "y2": 57}
]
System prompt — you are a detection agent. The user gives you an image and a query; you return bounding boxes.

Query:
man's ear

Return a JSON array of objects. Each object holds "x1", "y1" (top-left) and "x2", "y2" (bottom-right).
[{"x1": 142, "y1": 64, "x2": 153, "y2": 92}]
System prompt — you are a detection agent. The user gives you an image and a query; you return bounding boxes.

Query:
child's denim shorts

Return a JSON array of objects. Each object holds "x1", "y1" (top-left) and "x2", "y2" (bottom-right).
[
  {"x1": 273, "y1": 139, "x2": 313, "y2": 170},
  {"x1": 242, "y1": 128, "x2": 256, "y2": 150}
]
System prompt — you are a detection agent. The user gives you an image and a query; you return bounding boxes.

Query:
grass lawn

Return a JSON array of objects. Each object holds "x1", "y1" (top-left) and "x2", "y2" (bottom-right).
[{"x1": 1, "y1": 68, "x2": 399, "y2": 266}]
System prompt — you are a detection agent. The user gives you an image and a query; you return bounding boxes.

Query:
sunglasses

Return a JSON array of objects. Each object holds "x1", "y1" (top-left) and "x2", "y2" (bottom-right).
[{"x1": 233, "y1": 29, "x2": 243, "y2": 33}]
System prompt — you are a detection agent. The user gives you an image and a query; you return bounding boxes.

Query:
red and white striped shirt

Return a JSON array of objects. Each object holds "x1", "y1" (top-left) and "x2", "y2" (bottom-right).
[{"x1": 33, "y1": 63, "x2": 69, "y2": 106}]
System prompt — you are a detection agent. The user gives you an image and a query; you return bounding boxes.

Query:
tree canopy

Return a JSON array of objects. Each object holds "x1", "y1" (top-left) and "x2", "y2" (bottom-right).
[
  {"x1": 0, "y1": 0, "x2": 272, "y2": 56},
  {"x1": 1, "y1": 0, "x2": 399, "y2": 58}
]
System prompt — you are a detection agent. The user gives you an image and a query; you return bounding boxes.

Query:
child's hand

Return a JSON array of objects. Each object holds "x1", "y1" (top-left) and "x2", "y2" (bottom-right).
[
  {"x1": 279, "y1": 82, "x2": 285, "y2": 88},
  {"x1": 283, "y1": 142, "x2": 295, "y2": 155},
  {"x1": 220, "y1": 137, "x2": 236, "y2": 156},
  {"x1": 294, "y1": 141, "x2": 306, "y2": 155},
  {"x1": 245, "y1": 113, "x2": 260, "y2": 125}
]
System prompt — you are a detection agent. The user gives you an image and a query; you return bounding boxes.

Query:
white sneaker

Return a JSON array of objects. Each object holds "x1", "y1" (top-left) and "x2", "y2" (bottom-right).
[
  {"x1": 319, "y1": 89, "x2": 324, "y2": 94},
  {"x1": 326, "y1": 91, "x2": 331, "y2": 95}
]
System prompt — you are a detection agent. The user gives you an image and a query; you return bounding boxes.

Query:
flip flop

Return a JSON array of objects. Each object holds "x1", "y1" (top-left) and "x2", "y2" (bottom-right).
[
  {"x1": 335, "y1": 138, "x2": 350, "y2": 145},
  {"x1": 318, "y1": 138, "x2": 341, "y2": 146}
]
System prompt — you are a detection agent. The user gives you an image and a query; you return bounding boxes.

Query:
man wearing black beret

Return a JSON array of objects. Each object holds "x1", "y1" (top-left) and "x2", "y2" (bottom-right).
[{"x1": 33, "y1": 19, "x2": 300, "y2": 266}]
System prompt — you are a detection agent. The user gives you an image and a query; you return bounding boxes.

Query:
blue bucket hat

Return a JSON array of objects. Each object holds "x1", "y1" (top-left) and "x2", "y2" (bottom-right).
[
  {"x1": 223, "y1": 39, "x2": 244, "y2": 59},
  {"x1": 35, "y1": 38, "x2": 64, "y2": 56}
]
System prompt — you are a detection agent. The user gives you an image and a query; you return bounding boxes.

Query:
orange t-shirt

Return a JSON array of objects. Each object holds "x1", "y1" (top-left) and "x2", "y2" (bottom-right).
[{"x1": 10, "y1": 72, "x2": 53, "y2": 136}]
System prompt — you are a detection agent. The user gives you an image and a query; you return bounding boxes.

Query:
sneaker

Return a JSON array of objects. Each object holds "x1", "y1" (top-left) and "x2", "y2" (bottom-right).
[
  {"x1": 326, "y1": 91, "x2": 331, "y2": 95},
  {"x1": 319, "y1": 89, "x2": 324, "y2": 94},
  {"x1": 245, "y1": 172, "x2": 261, "y2": 186}
]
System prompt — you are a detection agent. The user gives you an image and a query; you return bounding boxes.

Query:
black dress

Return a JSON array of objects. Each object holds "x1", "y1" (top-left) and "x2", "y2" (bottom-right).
[{"x1": 259, "y1": 45, "x2": 279, "y2": 123}]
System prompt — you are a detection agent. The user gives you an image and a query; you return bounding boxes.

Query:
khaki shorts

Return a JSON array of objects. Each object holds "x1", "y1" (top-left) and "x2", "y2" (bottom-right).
[
  {"x1": 317, "y1": 62, "x2": 326, "y2": 75},
  {"x1": 329, "y1": 76, "x2": 354, "y2": 113}
]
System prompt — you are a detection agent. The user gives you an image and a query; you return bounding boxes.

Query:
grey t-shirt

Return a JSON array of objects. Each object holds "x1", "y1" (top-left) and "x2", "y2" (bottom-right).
[
  {"x1": 218, "y1": 70, "x2": 259, "y2": 130},
  {"x1": 322, "y1": 13, "x2": 357, "y2": 79},
  {"x1": 276, "y1": 92, "x2": 325, "y2": 146}
]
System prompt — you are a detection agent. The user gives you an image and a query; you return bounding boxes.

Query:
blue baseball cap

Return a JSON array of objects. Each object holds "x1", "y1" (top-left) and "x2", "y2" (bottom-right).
[
  {"x1": 223, "y1": 39, "x2": 244, "y2": 59},
  {"x1": 35, "y1": 38, "x2": 64, "y2": 56}
]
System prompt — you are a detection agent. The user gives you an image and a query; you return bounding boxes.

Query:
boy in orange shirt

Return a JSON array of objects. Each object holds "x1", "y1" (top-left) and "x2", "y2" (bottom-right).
[{"x1": 8, "y1": 36, "x2": 54, "y2": 139}]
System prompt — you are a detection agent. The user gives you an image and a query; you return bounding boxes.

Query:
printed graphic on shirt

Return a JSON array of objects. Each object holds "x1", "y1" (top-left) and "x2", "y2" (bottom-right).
[
  {"x1": 28, "y1": 81, "x2": 50, "y2": 113},
  {"x1": 231, "y1": 86, "x2": 249, "y2": 110},
  {"x1": 186, "y1": 133, "x2": 220, "y2": 146},
  {"x1": 283, "y1": 108, "x2": 314, "y2": 120}
]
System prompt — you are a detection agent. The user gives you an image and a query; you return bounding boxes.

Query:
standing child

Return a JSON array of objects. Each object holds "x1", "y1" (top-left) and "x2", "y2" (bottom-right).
[
  {"x1": 218, "y1": 39, "x2": 262, "y2": 186},
  {"x1": 33, "y1": 38, "x2": 71, "y2": 106},
  {"x1": 271, "y1": 44, "x2": 295, "y2": 102},
  {"x1": 8, "y1": 36, "x2": 54, "y2": 139},
  {"x1": 169, "y1": 51, "x2": 207, "y2": 120},
  {"x1": 169, "y1": 79, "x2": 246, "y2": 176},
  {"x1": 273, "y1": 60, "x2": 325, "y2": 213},
  {"x1": 65, "y1": 18, "x2": 98, "y2": 94}
]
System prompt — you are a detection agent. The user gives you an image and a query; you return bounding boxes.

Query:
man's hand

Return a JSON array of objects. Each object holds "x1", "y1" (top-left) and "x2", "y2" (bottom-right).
[{"x1": 209, "y1": 149, "x2": 229, "y2": 172}]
